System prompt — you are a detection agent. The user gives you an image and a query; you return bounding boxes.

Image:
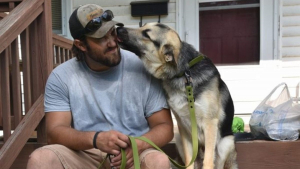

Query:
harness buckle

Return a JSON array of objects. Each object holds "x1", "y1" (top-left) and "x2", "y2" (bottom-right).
[{"x1": 185, "y1": 70, "x2": 193, "y2": 86}]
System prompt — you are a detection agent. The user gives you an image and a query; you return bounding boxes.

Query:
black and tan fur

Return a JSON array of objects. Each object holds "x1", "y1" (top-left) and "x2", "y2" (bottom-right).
[{"x1": 117, "y1": 23, "x2": 238, "y2": 169}]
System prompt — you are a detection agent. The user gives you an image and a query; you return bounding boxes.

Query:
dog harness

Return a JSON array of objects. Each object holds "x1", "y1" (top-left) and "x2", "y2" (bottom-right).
[{"x1": 98, "y1": 54, "x2": 205, "y2": 169}]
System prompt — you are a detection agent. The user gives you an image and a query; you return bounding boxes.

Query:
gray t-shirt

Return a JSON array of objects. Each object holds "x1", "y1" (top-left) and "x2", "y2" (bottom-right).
[{"x1": 45, "y1": 49, "x2": 168, "y2": 136}]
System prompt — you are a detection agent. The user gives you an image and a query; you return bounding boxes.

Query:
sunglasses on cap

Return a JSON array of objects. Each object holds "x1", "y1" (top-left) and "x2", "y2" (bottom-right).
[{"x1": 84, "y1": 10, "x2": 114, "y2": 34}]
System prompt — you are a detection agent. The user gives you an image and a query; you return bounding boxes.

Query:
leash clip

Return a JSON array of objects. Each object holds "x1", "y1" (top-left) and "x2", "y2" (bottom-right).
[{"x1": 185, "y1": 70, "x2": 192, "y2": 86}]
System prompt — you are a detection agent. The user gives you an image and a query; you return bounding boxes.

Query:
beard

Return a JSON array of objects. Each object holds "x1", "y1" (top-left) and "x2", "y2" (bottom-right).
[{"x1": 85, "y1": 44, "x2": 121, "y2": 67}]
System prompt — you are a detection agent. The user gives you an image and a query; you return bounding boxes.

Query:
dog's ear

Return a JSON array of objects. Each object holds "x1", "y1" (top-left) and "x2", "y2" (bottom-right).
[{"x1": 162, "y1": 44, "x2": 177, "y2": 65}]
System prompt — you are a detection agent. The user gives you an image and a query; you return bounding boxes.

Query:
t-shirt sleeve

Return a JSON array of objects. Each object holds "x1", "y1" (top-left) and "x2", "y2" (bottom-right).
[
  {"x1": 44, "y1": 72, "x2": 70, "y2": 112},
  {"x1": 144, "y1": 76, "x2": 169, "y2": 117}
]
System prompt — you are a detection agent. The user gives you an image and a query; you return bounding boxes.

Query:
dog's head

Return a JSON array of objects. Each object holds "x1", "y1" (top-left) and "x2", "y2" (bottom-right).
[{"x1": 117, "y1": 23, "x2": 181, "y2": 79}]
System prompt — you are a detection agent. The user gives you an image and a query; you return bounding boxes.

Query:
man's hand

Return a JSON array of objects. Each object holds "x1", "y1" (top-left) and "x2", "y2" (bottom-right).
[
  {"x1": 95, "y1": 130, "x2": 130, "y2": 156},
  {"x1": 109, "y1": 108, "x2": 173, "y2": 169},
  {"x1": 110, "y1": 139, "x2": 145, "y2": 169}
]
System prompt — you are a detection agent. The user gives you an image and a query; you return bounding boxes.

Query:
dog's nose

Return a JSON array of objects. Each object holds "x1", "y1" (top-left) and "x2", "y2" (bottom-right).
[
  {"x1": 116, "y1": 27, "x2": 128, "y2": 41},
  {"x1": 117, "y1": 27, "x2": 127, "y2": 35}
]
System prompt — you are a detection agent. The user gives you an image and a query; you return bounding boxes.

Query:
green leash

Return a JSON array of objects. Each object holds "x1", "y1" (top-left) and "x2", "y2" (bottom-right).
[
  {"x1": 117, "y1": 83, "x2": 198, "y2": 169},
  {"x1": 98, "y1": 55, "x2": 204, "y2": 169}
]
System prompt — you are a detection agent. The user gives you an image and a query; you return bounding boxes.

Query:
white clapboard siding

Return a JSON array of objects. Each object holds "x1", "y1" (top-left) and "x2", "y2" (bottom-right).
[
  {"x1": 73, "y1": 0, "x2": 176, "y2": 29},
  {"x1": 234, "y1": 101, "x2": 261, "y2": 114},
  {"x1": 123, "y1": 23, "x2": 176, "y2": 30},
  {"x1": 282, "y1": 26, "x2": 300, "y2": 37},
  {"x1": 282, "y1": 37, "x2": 300, "y2": 47},
  {"x1": 282, "y1": 1, "x2": 300, "y2": 58},
  {"x1": 282, "y1": 47, "x2": 300, "y2": 57},
  {"x1": 218, "y1": 64, "x2": 282, "y2": 109},
  {"x1": 282, "y1": 15, "x2": 300, "y2": 26},
  {"x1": 74, "y1": 0, "x2": 175, "y2": 8},
  {"x1": 281, "y1": 66, "x2": 300, "y2": 78},
  {"x1": 282, "y1": 5, "x2": 300, "y2": 16},
  {"x1": 216, "y1": 62, "x2": 285, "y2": 125},
  {"x1": 281, "y1": 58, "x2": 300, "y2": 97},
  {"x1": 114, "y1": 13, "x2": 176, "y2": 25},
  {"x1": 283, "y1": 0, "x2": 300, "y2": 6}
]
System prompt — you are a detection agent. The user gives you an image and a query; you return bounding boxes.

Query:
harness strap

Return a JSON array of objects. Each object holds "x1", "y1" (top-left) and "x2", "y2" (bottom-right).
[{"x1": 177, "y1": 54, "x2": 205, "y2": 77}]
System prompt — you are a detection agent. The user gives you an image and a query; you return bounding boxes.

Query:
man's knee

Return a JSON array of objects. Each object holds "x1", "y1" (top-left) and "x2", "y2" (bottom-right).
[
  {"x1": 141, "y1": 151, "x2": 170, "y2": 169},
  {"x1": 27, "y1": 148, "x2": 63, "y2": 169}
]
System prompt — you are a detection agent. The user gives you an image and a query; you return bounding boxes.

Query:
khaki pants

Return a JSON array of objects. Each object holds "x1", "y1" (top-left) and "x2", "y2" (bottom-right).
[{"x1": 38, "y1": 144, "x2": 164, "y2": 169}]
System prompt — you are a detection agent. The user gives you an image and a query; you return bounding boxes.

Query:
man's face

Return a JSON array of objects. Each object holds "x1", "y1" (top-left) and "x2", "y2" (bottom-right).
[{"x1": 84, "y1": 27, "x2": 121, "y2": 67}]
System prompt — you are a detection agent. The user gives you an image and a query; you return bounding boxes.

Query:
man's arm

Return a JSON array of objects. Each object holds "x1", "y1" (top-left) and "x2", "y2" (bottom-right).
[
  {"x1": 111, "y1": 108, "x2": 174, "y2": 167},
  {"x1": 139, "y1": 108, "x2": 174, "y2": 150},
  {"x1": 46, "y1": 111, "x2": 129, "y2": 155}
]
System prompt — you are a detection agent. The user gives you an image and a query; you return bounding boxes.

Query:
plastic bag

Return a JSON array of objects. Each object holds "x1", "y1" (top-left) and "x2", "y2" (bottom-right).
[{"x1": 249, "y1": 83, "x2": 300, "y2": 141}]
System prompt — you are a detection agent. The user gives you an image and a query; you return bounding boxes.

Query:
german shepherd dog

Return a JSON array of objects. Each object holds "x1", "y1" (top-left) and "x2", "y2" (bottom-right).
[{"x1": 117, "y1": 23, "x2": 238, "y2": 169}]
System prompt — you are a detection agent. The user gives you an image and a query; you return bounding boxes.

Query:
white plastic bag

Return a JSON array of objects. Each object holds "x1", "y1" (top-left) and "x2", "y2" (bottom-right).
[{"x1": 249, "y1": 83, "x2": 300, "y2": 141}]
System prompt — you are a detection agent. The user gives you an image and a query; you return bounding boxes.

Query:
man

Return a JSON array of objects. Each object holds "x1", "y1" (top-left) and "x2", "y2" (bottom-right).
[{"x1": 27, "y1": 4, "x2": 173, "y2": 169}]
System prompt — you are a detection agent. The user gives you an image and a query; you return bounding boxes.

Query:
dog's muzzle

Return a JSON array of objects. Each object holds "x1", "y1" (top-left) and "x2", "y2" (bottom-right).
[{"x1": 116, "y1": 27, "x2": 129, "y2": 42}]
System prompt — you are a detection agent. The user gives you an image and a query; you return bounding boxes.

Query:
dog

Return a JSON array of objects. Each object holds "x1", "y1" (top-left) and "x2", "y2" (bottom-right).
[{"x1": 117, "y1": 23, "x2": 238, "y2": 169}]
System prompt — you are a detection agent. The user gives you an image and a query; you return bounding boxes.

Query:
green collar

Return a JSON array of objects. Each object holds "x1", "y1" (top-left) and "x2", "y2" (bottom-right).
[{"x1": 176, "y1": 54, "x2": 205, "y2": 77}]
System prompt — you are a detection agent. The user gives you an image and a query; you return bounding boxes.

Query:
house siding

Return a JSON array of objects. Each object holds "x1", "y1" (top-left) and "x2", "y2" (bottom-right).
[
  {"x1": 282, "y1": 0, "x2": 300, "y2": 58},
  {"x1": 281, "y1": 0, "x2": 300, "y2": 103},
  {"x1": 73, "y1": 0, "x2": 176, "y2": 30}
]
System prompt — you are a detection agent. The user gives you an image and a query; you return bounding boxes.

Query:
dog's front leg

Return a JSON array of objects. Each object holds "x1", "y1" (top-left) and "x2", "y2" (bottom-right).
[
  {"x1": 175, "y1": 117, "x2": 194, "y2": 169},
  {"x1": 203, "y1": 118, "x2": 219, "y2": 169},
  {"x1": 180, "y1": 125, "x2": 194, "y2": 169}
]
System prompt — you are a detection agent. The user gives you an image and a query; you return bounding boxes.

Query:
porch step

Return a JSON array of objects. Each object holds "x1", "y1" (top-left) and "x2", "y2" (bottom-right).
[
  {"x1": 0, "y1": 142, "x2": 46, "y2": 169},
  {"x1": 2, "y1": 139, "x2": 300, "y2": 169},
  {"x1": 167, "y1": 139, "x2": 300, "y2": 169}
]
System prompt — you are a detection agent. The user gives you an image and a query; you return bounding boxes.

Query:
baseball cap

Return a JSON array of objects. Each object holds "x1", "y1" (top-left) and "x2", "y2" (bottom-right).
[{"x1": 69, "y1": 4, "x2": 124, "y2": 39}]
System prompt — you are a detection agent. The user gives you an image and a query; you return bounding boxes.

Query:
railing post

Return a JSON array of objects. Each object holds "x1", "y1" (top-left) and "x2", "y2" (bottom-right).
[
  {"x1": 35, "y1": 0, "x2": 53, "y2": 144},
  {"x1": 0, "y1": 49, "x2": 11, "y2": 142}
]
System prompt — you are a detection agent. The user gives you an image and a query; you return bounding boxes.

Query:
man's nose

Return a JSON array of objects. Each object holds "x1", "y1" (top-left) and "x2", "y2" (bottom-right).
[{"x1": 107, "y1": 35, "x2": 117, "y2": 47}]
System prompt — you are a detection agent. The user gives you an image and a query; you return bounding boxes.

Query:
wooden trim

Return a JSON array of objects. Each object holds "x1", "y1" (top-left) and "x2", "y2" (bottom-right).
[
  {"x1": 9, "y1": 2, "x2": 15, "y2": 11},
  {"x1": 0, "y1": 48, "x2": 11, "y2": 142},
  {"x1": 0, "y1": 12, "x2": 7, "y2": 18},
  {"x1": 65, "y1": 49, "x2": 69, "y2": 60},
  {"x1": 0, "y1": 0, "x2": 43, "y2": 54},
  {"x1": 0, "y1": 95, "x2": 44, "y2": 169},
  {"x1": 60, "y1": 47, "x2": 65, "y2": 63},
  {"x1": 36, "y1": 0, "x2": 52, "y2": 143},
  {"x1": 11, "y1": 38, "x2": 22, "y2": 128},
  {"x1": 29, "y1": 20, "x2": 41, "y2": 102},
  {"x1": 52, "y1": 34, "x2": 73, "y2": 49},
  {"x1": 55, "y1": 45, "x2": 60, "y2": 64}
]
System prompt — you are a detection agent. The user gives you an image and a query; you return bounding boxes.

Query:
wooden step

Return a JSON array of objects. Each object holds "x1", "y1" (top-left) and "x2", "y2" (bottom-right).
[
  {"x1": 2, "y1": 139, "x2": 300, "y2": 169},
  {"x1": 0, "y1": 142, "x2": 46, "y2": 169}
]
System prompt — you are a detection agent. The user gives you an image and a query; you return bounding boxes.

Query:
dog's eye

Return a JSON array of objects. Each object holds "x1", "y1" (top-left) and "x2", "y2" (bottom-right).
[{"x1": 142, "y1": 29, "x2": 151, "y2": 39}]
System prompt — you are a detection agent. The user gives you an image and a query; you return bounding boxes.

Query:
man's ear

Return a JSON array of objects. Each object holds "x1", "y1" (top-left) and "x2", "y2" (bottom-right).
[
  {"x1": 74, "y1": 39, "x2": 87, "y2": 52},
  {"x1": 162, "y1": 44, "x2": 177, "y2": 65}
]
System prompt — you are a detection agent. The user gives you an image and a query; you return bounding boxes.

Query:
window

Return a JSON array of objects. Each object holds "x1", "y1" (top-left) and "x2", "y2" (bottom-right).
[
  {"x1": 199, "y1": 0, "x2": 260, "y2": 65},
  {"x1": 52, "y1": 0, "x2": 62, "y2": 34}
]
